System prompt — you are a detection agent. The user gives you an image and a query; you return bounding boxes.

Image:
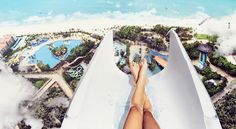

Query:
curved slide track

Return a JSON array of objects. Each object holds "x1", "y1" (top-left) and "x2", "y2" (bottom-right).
[{"x1": 61, "y1": 30, "x2": 222, "y2": 129}]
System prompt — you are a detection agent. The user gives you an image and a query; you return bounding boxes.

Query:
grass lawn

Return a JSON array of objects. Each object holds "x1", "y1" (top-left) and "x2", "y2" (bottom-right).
[
  {"x1": 33, "y1": 78, "x2": 48, "y2": 89},
  {"x1": 194, "y1": 34, "x2": 218, "y2": 43}
]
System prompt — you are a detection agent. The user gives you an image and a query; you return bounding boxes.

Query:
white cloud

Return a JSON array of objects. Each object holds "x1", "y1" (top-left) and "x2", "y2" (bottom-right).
[
  {"x1": 23, "y1": 16, "x2": 50, "y2": 24},
  {"x1": 217, "y1": 36, "x2": 236, "y2": 55},
  {"x1": 198, "y1": 12, "x2": 236, "y2": 55},
  {"x1": 48, "y1": 10, "x2": 54, "y2": 16},
  {"x1": 45, "y1": 96, "x2": 70, "y2": 108},
  {"x1": 0, "y1": 21, "x2": 19, "y2": 27},
  {"x1": 25, "y1": 116, "x2": 43, "y2": 129},
  {"x1": 197, "y1": 6, "x2": 205, "y2": 12},
  {"x1": 0, "y1": 62, "x2": 36, "y2": 128},
  {"x1": 106, "y1": 0, "x2": 114, "y2": 5},
  {"x1": 51, "y1": 14, "x2": 67, "y2": 22},
  {"x1": 128, "y1": 2, "x2": 133, "y2": 7},
  {"x1": 115, "y1": 3, "x2": 121, "y2": 8}
]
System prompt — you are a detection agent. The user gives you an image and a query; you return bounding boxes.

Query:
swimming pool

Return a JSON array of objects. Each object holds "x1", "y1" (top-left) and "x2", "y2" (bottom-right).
[
  {"x1": 29, "y1": 40, "x2": 81, "y2": 68},
  {"x1": 149, "y1": 49, "x2": 168, "y2": 60}
]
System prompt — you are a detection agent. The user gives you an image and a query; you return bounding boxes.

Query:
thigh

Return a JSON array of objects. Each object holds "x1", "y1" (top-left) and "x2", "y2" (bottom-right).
[
  {"x1": 143, "y1": 111, "x2": 160, "y2": 129},
  {"x1": 123, "y1": 106, "x2": 143, "y2": 129}
]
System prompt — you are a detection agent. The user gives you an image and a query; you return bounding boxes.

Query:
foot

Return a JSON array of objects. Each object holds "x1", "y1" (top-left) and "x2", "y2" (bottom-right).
[
  {"x1": 130, "y1": 59, "x2": 148, "y2": 85},
  {"x1": 137, "y1": 59, "x2": 148, "y2": 86}
]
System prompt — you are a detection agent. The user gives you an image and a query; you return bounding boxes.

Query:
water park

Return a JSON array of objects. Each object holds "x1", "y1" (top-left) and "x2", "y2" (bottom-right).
[
  {"x1": 113, "y1": 26, "x2": 169, "y2": 76},
  {"x1": 28, "y1": 39, "x2": 81, "y2": 68},
  {"x1": 1, "y1": 25, "x2": 236, "y2": 129}
]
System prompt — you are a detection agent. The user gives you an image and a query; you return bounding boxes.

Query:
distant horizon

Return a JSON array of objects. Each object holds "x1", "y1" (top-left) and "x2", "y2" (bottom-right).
[
  {"x1": 0, "y1": 0, "x2": 235, "y2": 56},
  {"x1": 1, "y1": 0, "x2": 236, "y2": 26}
]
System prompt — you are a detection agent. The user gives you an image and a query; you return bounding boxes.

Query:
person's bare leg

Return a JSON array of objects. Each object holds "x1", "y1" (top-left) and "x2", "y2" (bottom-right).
[
  {"x1": 123, "y1": 106, "x2": 143, "y2": 129},
  {"x1": 130, "y1": 59, "x2": 161, "y2": 129},
  {"x1": 123, "y1": 59, "x2": 147, "y2": 129},
  {"x1": 143, "y1": 92, "x2": 161, "y2": 129},
  {"x1": 131, "y1": 59, "x2": 147, "y2": 107},
  {"x1": 129, "y1": 60, "x2": 148, "y2": 103}
]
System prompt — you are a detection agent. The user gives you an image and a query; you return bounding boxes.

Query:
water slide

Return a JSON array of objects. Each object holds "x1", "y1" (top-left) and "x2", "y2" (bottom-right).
[
  {"x1": 61, "y1": 30, "x2": 222, "y2": 129},
  {"x1": 154, "y1": 56, "x2": 168, "y2": 67}
]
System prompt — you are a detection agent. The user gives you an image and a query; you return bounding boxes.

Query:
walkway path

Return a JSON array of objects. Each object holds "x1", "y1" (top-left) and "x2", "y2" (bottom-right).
[
  {"x1": 209, "y1": 63, "x2": 235, "y2": 82},
  {"x1": 191, "y1": 59, "x2": 236, "y2": 103},
  {"x1": 21, "y1": 69, "x2": 73, "y2": 99},
  {"x1": 212, "y1": 80, "x2": 236, "y2": 103},
  {"x1": 192, "y1": 59, "x2": 235, "y2": 82},
  {"x1": 32, "y1": 79, "x2": 55, "y2": 100}
]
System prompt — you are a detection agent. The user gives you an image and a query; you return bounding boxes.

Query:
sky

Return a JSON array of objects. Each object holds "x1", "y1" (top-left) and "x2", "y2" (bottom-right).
[{"x1": 1, "y1": 0, "x2": 236, "y2": 24}]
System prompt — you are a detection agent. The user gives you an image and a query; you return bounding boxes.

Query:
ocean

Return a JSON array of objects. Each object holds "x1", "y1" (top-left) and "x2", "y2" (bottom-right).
[{"x1": 0, "y1": 0, "x2": 236, "y2": 25}]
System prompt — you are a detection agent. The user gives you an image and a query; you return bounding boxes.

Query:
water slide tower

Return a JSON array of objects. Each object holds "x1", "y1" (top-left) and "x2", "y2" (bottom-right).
[{"x1": 197, "y1": 44, "x2": 212, "y2": 69}]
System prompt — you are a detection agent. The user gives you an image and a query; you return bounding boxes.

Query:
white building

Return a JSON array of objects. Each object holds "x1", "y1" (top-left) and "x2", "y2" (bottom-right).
[{"x1": 61, "y1": 30, "x2": 222, "y2": 129}]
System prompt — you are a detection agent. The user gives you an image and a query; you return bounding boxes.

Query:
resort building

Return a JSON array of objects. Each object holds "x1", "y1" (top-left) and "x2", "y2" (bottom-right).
[
  {"x1": 0, "y1": 35, "x2": 16, "y2": 54},
  {"x1": 61, "y1": 31, "x2": 222, "y2": 129}
]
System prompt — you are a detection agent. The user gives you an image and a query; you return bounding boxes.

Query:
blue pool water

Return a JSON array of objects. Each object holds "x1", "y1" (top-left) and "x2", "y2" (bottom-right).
[
  {"x1": 0, "y1": 0, "x2": 236, "y2": 24},
  {"x1": 144, "y1": 50, "x2": 168, "y2": 76},
  {"x1": 29, "y1": 40, "x2": 81, "y2": 68},
  {"x1": 149, "y1": 50, "x2": 168, "y2": 61}
]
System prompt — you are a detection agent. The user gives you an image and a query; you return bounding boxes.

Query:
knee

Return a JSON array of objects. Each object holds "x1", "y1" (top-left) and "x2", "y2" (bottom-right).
[
  {"x1": 130, "y1": 105, "x2": 143, "y2": 114},
  {"x1": 130, "y1": 106, "x2": 139, "y2": 111}
]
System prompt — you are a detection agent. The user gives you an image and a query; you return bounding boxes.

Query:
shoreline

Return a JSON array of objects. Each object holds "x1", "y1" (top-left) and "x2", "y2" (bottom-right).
[
  {"x1": 0, "y1": 16, "x2": 202, "y2": 36},
  {"x1": 0, "y1": 10, "x2": 235, "y2": 36},
  {"x1": 0, "y1": 11, "x2": 235, "y2": 55}
]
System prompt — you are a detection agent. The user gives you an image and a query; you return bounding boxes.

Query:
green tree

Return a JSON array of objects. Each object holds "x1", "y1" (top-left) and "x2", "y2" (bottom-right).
[
  {"x1": 208, "y1": 52, "x2": 236, "y2": 77},
  {"x1": 116, "y1": 26, "x2": 141, "y2": 40},
  {"x1": 84, "y1": 52, "x2": 94, "y2": 64},
  {"x1": 215, "y1": 89, "x2": 236, "y2": 129},
  {"x1": 37, "y1": 61, "x2": 50, "y2": 71},
  {"x1": 183, "y1": 41, "x2": 200, "y2": 60},
  {"x1": 153, "y1": 24, "x2": 170, "y2": 37}
]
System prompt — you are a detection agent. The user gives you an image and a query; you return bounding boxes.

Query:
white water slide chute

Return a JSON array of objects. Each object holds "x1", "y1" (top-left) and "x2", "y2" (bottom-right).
[{"x1": 61, "y1": 30, "x2": 222, "y2": 129}]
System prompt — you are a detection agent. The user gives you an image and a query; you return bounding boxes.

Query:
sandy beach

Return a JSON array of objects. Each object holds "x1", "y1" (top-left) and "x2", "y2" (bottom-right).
[
  {"x1": 0, "y1": 11, "x2": 235, "y2": 55},
  {"x1": 0, "y1": 16, "x2": 201, "y2": 36}
]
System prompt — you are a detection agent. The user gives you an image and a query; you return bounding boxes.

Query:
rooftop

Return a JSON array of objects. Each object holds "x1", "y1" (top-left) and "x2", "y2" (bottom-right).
[{"x1": 197, "y1": 44, "x2": 213, "y2": 53}]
